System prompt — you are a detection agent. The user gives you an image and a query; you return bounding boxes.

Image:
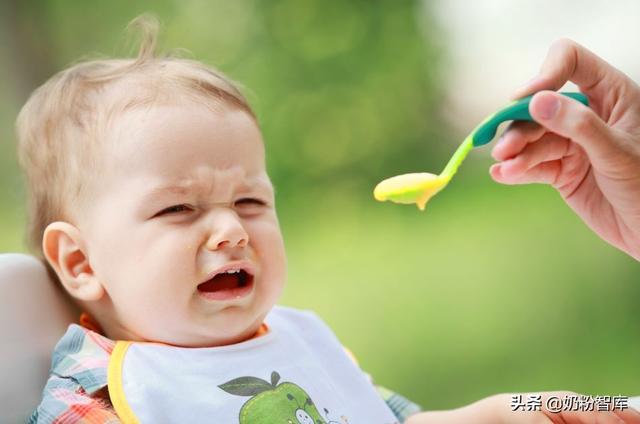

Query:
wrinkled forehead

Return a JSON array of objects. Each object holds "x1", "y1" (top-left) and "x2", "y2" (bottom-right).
[
  {"x1": 135, "y1": 165, "x2": 275, "y2": 210},
  {"x1": 96, "y1": 91, "x2": 267, "y2": 189},
  {"x1": 65, "y1": 74, "x2": 265, "y2": 226}
]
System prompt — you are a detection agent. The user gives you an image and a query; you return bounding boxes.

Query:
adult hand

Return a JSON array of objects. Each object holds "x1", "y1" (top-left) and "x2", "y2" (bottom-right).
[
  {"x1": 405, "y1": 392, "x2": 640, "y2": 424},
  {"x1": 490, "y1": 39, "x2": 640, "y2": 261}
]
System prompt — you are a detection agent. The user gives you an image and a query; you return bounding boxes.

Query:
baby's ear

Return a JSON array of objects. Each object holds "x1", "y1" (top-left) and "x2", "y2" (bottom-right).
[{"x1": 42, "y1": 222, "x2": 105, "y2": 302}]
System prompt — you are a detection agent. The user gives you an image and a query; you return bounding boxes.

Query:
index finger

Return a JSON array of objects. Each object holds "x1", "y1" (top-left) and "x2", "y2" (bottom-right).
[{"x1": 512, "y1": 39, "x2": 634, "y2": 111}]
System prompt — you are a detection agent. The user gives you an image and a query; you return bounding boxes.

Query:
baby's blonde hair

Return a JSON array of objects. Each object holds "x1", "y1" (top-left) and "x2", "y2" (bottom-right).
[{"x1": 15, "y1": 15, "x2": 255, "y2": 282}]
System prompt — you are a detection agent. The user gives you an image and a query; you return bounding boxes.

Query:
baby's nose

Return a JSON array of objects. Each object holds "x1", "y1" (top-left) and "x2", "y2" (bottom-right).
[
  {"x1": 213, "y1": 237, "x2": 248, "y2": 250},
  {"x1": 205, "y1": 211, "x2": 249, "y2": 251}
]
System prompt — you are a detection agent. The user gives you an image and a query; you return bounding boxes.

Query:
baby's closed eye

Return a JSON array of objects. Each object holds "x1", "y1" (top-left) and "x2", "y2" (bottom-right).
[
  {"x1": 152, "y1": 198, "x2": 268, "y2": 219},
  {"x1": 234, "y1": 198, "x2": 269, "y2": 216},
  {"x1": 154, "y1": 204, "x2": 193, "y2": 217},
  {"x1": 234, "y1": 198, "x2": 266, "y2": 206}
]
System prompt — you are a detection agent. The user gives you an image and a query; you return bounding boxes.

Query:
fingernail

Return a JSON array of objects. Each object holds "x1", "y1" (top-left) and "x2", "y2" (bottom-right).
[
  {"x1": 490, "y1": 164, "x2": 501, "y2": 177},
  {"x1": 536, "y1": 94, "x2": 559, "y2": 120}
]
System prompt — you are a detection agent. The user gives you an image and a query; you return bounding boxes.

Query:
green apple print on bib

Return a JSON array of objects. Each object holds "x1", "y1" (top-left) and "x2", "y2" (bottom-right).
[{"x1": 219, "y1": 371, "x2": 348, "y2": 424}]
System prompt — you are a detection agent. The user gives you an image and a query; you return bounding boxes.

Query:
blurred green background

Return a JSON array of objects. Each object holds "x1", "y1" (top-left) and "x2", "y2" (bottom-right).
[{"x1": 1, "y1": 0, "x2": 638, "y2": 411}]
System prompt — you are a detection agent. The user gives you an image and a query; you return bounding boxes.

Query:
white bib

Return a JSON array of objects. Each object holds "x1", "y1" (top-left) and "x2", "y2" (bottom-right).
[{"x1": 107, "y1": 306, "x2": 400, "y2": 424}]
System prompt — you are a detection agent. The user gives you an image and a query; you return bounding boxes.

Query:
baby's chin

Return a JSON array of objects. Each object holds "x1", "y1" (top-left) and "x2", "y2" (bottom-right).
[
  {"x1": 142, "y1": 315, "x2": 268, "y2": 348},
  {"x1": 95, "y1": 299, "x2": 273, "y2": 347}
]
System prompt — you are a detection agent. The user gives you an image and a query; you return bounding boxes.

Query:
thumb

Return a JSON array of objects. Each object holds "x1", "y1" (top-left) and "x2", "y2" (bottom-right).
[{"x1": 529, "y1": 91, "x2": 620, "y2": 163}]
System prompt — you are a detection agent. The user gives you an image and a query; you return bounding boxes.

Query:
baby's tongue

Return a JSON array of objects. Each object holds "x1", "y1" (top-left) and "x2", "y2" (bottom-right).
[{"x1": 198, "y1": 274, "x2": 238, "y2": 292}]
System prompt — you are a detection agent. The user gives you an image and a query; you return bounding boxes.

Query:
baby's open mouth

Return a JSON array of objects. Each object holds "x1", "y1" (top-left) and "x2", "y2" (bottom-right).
[{"x1": 197, "y1": 268, "x2": 254, "y2": 300}]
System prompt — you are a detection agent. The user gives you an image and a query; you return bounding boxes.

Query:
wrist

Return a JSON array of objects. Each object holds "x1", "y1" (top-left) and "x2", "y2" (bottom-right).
[
  {"x1": 403, "y1": 394, "x2": 513, "y2": 424},
  {"x1": 469, "y1": 394, "x2": 513, "y2": 424}
]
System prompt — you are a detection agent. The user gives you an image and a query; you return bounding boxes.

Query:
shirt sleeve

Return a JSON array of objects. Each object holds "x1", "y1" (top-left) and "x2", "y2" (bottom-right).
[
  {"x1": 29, "y1": 375, "x2": 120, "y2": 424},
  {"x1": 343, "y1": 346, "x2": 422, "y2": 422},
  {"x1": 376, "y1": 384, "x2": 422, "y2": 423}
]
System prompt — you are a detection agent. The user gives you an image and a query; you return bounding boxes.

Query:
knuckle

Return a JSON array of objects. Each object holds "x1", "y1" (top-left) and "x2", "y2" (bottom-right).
[
  {"x1": 550, "y1": 38, "x2": 577, "y2": 55},
  {"x1": 550, "y1": 164, "x2": 562, "y2": 188},
  {"x1": 542, "y1": 39, "x2": 582, "y2": 83},
  {"x1": 571, "y1": 109, "x2": 598, "y2": 137}
]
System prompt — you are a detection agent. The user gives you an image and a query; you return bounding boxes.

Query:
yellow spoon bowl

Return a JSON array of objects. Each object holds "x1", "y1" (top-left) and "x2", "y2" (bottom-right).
[
  {"x1": 373, "y1": 92, "x2": 589, "y2": 210},
  {"x1": 373, "y1": 173, "x2": 451, "y2": 211}
]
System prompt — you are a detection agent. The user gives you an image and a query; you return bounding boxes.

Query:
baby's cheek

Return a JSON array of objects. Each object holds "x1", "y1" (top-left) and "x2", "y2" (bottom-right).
[
  {"x1": 248, "y1": 220, "x2": 286, "y2": 273},
  {"x1": 246, "y1": 217, "x2": 283, "y2": 246},
  {"x1": 116, "y1": 284, "x2": 178, "y2": 337}
]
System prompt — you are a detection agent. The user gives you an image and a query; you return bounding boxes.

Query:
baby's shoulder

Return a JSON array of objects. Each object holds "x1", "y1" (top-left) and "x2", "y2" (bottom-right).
[
  {"x1": 268, "y1": 304, "x2": 320, "y2": 319},
  {"x1": 267, "y1": 305, "x2": 330, "y2": 329},
  {"x1": 48, "y1": 324, "x2": 113, "y2": 391},
  {"x1": 31, "y1": 325, "x2": 116, "y2": 423}
]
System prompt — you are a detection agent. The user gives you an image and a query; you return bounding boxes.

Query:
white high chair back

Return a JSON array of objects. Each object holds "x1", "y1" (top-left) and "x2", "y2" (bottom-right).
[{"x1": 0, "y1": 253, "x2": 76, "y2": 423}]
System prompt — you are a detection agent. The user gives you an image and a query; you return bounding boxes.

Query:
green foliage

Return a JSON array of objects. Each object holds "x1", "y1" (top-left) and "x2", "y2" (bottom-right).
[{"x1": 2, "y1": 0, "x2": 449, "y2": 198}]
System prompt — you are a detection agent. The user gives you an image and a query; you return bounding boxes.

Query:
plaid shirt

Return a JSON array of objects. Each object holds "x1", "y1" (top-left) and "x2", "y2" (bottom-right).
[{"x1": 30, "y1": 324, "x2": 421, "y2": 423}]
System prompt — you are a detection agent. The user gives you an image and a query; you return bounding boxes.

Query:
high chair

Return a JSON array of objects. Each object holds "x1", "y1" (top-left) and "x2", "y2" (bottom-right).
[{"x1": 0, "y1": 253, "x2": 76, "y2": 423}]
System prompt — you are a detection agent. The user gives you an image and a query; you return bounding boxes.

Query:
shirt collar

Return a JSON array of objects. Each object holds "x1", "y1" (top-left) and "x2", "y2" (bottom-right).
[
  {"x1": 50, "y1": 319, "x2": 269, "y2": 394},
  {"x1": 50, "y1": 324, "x2": 114, "y2": 395}
]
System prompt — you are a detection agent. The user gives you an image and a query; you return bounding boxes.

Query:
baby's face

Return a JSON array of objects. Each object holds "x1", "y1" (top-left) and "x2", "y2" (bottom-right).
[{"x1": 77, "y1": 102, "x2": 286, "y2": 347}]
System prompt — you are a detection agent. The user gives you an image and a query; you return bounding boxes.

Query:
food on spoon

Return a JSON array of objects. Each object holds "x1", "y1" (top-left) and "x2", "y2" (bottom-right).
[{"x1": 373, "y1": 172, "x2": 450, "y2": 210}]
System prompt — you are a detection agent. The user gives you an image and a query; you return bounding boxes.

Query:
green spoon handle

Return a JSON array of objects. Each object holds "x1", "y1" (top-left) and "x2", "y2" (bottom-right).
[{"x1": 472, "y1": 92, "x2": 589, "y2": 147}]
